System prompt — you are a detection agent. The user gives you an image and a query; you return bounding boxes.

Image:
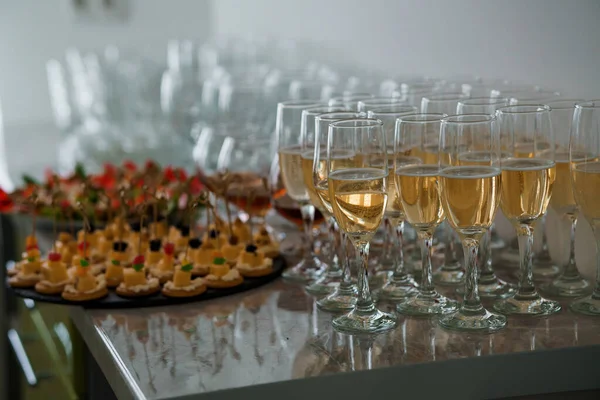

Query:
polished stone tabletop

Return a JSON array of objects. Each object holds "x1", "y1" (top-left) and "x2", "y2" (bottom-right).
[{"x1": 70, "y1": 274, "x2": 600, "y2": 400}]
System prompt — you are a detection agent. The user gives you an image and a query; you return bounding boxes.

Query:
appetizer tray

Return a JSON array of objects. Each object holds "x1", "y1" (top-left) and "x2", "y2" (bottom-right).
[{"x1": 6, "y1": 256, "x2": 285, "y2": 309}]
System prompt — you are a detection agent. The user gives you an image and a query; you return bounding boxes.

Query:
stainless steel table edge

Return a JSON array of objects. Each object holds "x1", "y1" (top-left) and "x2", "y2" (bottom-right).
[
  {"x1": 70, "y1": 307, "x2": 143, "y2": 400},
  {"x1": 70, "y1": 304, "x2": 600, "y2": 400}
]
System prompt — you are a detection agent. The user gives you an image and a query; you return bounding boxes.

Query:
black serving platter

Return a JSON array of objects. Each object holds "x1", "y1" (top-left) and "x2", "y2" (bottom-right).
[{"x1": 6, "y1": 256, "x2": 285, "y2": 309}]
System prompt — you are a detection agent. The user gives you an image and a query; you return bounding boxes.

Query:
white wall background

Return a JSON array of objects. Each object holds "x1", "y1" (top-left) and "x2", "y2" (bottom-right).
[
  {"x1": 1, "y1": 0, "x2": 599, "y2": 127},
  {"x1": 212, "y1": 0, "x2": 600, "y2": 97},
  {"x1": 0, "y1": 0, "x2": 212, "y2": 126}
]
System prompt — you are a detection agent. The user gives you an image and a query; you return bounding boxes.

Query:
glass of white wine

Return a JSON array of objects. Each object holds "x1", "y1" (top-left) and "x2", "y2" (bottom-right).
[
  {"x1": 395, "y1": 114, "x2": 458, "y2": 316},
  {"x1": 367, "y1": 105, "x2": 420, "y2": 301},
  {"x1": 569, "y1": 100, "x2": 600, "y2": 315},
  {"x1": 540, "y1": 99, "x2": 592, "y2": 297},
  {"x1": 436, "y1": 114, "x2": 507, "y2": 333},
  {"x1": 455, "y1": 97, "x2": 516, "y2": 299},
  {"x1": 493, "y1": 105, "x2": 561, "y2": 316},
  {"x1": 300, "y1": 106, "x2": 350, "y2": 295},
  {"x1": 422, "y1": 93, "x2": 470, "y2": 286},
  {"x1": 313, "y1": 111, "x2": 363, "y2": 312},
  {"x1": 327, "y1": 118, "x2": 397, "y2": 333},
  {"x1": 276, "y1": 100, "x2": 326, "y2": 283}
]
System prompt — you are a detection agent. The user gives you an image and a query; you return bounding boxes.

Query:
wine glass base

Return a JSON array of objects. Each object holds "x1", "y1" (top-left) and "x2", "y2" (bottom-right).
[
  {"x1": 433, "y1": 268, "x2": 465, "y2": 285},
  {"x1": 317, "y1": 286, "x2": 358, "y2": 313},
  {"x1": 540, "y1": 276, "x2": 592, "y2": 298},
  {"x1": 456, "y1": 278, "x2": 516, "y2": 299},
  {"x1": 282, "y1": 256, "x2": 325, "y2": 284},
  {"x1": 305, "y1": 273, "x2": 341, "y2": 296},
  {"x1": 438, "y1": 308, "x2": 507, "y2": 333},
  {"x1": 375, "y1": 278, "x2": 417, "y2": 302},
  {"x1": 570, "y1": 296, "x2": 600, "y2": 315},
  {"x1": 493, "y1": 295, "x2": 561, "y2": 316},
  {"x1": 332, "y1": 308, "x2": 397, "y2": 334},
  {"x1": 396, "y1": 292, "x2": 458, "y2": 316}
]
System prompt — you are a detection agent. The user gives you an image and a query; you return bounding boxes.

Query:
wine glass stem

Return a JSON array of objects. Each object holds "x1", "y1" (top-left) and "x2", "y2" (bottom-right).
[
  {"x1": 592, "y1": 225, "x2": 600, "y2": 299},
  {"x1": 462, "y1": 237, "x2": 483, "y2": 313},
  {"x1": 328, "y1": 217, "x2": 340, "y2": 272},
  {"x1": 516, "y1": 223, "x2": 536, "y2": 298},
  {"x1": 393, "y1": 221, "x2": 406, "y2": 279},
  {"x1": 443, "y1": 223, "x2": 460, "y2": 269},
  {"x1": 354, "y1": 241, "x2": 375, "y2": 314},
  {"x1": 382, "y1": 217, "x2": 392, "y2": 262},
  {"x1": 300, "y1": 204, "x2": 316, "y2": 260},
  {"x1": 418, "y1": 230, "x2": 435, "y2": 294},
  {"x1": 561, "y1": 214, "x2": 580, "y2": 279},
  {"x1": 539, "y1": 215, "x2": 551, "y2": 260},
  {"x1": 480, "y1": 230, "x2": 492, "y2": 274},
  {"x1": 340, "y1": 231, "x2": 352, "y2": 286}
]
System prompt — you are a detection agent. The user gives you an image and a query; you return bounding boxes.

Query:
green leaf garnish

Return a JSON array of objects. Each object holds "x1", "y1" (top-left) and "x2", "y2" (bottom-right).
[
  {"x1": 74, "y1": 163, "x2": 86, "y2": 180},
  {"x1": 181, "y1": 263, "x2": 193, "y2": 272},
  {"x1": 132, "y1": 263, "x2": 144, "y2": 272},
  {"x1": 111, "y1": 260, "x2": 120, "y2": 266},
  {"x1": 80, "y1": 258, "x2": 90, "y2": 267},
  {"x1": 27, "y1": 256, "x2": 35, "y2": 262},
  {"x1": 213, "y1": 257, "x2": 226, "y2": 265},
  {"x1": 22, "y1": 174, "x2": 39, "y2": 185}
]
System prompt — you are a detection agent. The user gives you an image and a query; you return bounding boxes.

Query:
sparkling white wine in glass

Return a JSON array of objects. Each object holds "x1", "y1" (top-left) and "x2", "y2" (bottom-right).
[
  {"x1": 278, "y1": 145, "x2": 309, "y2": 203},
  {"x1": 440, "y1": 166, "x2": 501, "y2": 237},
  {"x1": 394, "y1": 165, "x2": 445, "y2": 230},
  {"x1": 572, "y1": 161, "x2": 600, "y2": 221},
  {"x1": 328, "y1": 168, "x2": 387, "y2": 242},
  {"x1": 500, "y1": 158, "x2": 555, "y2": 223}
]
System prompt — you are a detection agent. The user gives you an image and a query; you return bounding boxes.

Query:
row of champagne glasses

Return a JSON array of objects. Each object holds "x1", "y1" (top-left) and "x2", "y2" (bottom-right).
[{"x1": 276, "y1": 96, "x2": 600, "y2": 335}]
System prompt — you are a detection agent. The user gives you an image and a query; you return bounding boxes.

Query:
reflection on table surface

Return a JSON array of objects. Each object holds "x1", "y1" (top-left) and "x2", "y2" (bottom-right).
[{"x1": 86, "y1": 279, "x2": 600, "y2": 400}]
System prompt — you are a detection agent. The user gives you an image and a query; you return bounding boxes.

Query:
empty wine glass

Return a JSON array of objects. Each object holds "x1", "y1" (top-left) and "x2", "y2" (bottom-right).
[
  {"x1": 357, "y1": 97, "x2": 407, "y2": 113},
  {"x1": 328, "y1": 93, "x2": 375, "y2": 111}
]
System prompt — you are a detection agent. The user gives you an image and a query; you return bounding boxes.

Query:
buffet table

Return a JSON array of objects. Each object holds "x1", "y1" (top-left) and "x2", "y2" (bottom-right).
[{"x1": 69, "y1": 278, "x2": 600, "y2": 400}]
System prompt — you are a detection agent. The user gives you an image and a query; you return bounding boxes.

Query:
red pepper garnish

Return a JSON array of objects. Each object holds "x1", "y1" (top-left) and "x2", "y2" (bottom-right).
[
  {"x1": 48, "y1": 252, "x2": 61, "y2": 262},
  {"x1": 78, "y1": 241, "x2": 90, "y2": 255},
  {"x1": 163, "y1": 242, "x2": 175, "y2": 256},
  {"x1": 189, "y1": 176, "x2": 204, "y2": 195},
  {"x1": 25, "y1": 244, "x2": 38, "y2": 251},
  {"x1": 175, "y1": 168, "x2": 188, "y2": 181},
  {"x1": 123, "y1": 160, "x2": 137, "y2": 173},
  {"x1": 163, "y1": 166, "x2": 177, "y2": 183},
  {"x1": 0, "y1": 188, "x2": 14, "y2": 212}
]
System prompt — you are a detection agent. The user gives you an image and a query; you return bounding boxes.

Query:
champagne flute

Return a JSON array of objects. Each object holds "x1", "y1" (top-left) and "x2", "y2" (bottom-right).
[
  {"x1": 456, "y1": 97, "x2": 516, "y2": 299},
  {"x1": 541, "y1": 99, "x2": 592, "y2": 297},
  {"x1": 569, "y1": 100, "x2": 600, "y2": 315},
  {"x1": 395, "y1": 114, "x2": 458, "y2": 316},
  {"x1": 300, "y1": 106, "x2": 350, "y2": 295},
  {"x1": 437, "y1": 114, "x2": 507, "y2": 332},
  {"x1": 276, "y1": 100, "x2": 326, "y2": 283},
  {"x1": 313, "y1": 111, "x2": 364, "y2": 311},
  {"x1": 493, "y1": 105, "x2": 561, "y2": 316},
  {"x1": 327, "y1": 118, "x2": 397, "y2": 333},
  {"x1": 421, "y1": 93, "x2": 470, "y2": 285},
  {"x1": 367, "y1": 105, "x2": 420, "y2": 301}
]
